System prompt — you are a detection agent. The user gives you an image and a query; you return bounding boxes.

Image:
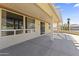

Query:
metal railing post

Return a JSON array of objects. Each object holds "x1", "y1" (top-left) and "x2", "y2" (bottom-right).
[
  {"x1": 0, "y1": 30, "x2": 1, "y2": 37},
  {"x1": 14, "y1": 30, "x2": 16, "y2": 35},
  {"x1": 30, "y1": 29, "x2": 32, "y2": 33}
]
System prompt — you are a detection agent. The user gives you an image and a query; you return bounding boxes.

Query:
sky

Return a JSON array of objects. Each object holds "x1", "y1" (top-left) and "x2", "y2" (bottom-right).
[{"x1": 55, "y1": 3, "x2": 79, "y2": 24}]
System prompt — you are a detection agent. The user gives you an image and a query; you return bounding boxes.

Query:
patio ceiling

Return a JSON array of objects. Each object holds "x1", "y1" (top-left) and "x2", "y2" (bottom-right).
[{"x1": 0, "y1": 3, "x2": 61, "y2": 23}]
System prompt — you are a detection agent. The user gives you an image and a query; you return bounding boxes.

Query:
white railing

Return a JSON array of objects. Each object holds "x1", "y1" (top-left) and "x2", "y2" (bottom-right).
[
  {"x1": 0, "y1": 29, "x2": 35, "y2": 37},
  {"x1": 25, "y1": 29, "x2": 35, "y2": 33}
]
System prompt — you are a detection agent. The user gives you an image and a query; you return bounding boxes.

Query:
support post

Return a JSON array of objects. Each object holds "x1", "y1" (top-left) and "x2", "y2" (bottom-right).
[
  {"x1": 0, "y1": 8, "x2": 2, "y2": 37},
  {"x1": 50, "y1": 16, "x2": 54, "y2": 40},
  {"x1": 23, "y1": 16, "x2": 26, "y2": 34},
  {"x1": 57, "y1": 22, "x2": 59, "y2": 32}
]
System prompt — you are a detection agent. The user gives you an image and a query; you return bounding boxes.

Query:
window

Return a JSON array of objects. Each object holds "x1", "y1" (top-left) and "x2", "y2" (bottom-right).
[
  {"x1": 2, "y1": 10, "x2": 23, "y2": 29},
  {"x1": 27, "y1": 17, "x2": 35, "y2": 29},
  {"x1": 1, "y1": 9, "x2": 35, "y2": 36},
  {"x1": 25, "y1": 17, "x2": 35, "y2": 33},
  {"x1": 1, "y1": 10, "x2": 23, "y2": 36}
]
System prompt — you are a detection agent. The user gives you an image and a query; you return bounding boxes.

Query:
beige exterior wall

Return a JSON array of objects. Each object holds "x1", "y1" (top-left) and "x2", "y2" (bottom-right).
[
  {"x1": 45, "y1": 22, "x2": 51, "y2": 34},
  {"x1": 35, "y1": 19, "x2": 51, "y2": 34},
  {"x1": 35, "y1": 19, "x2": 40, "y2": 35},
  {"x1": 35, "y1": 20, "x2": 51, "y2": 34}
]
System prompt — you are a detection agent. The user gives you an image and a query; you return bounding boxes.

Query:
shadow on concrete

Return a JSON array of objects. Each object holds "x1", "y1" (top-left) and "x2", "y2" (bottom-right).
[{"x1": 47, "y1": 33, "x2": 79, "y2": 56}]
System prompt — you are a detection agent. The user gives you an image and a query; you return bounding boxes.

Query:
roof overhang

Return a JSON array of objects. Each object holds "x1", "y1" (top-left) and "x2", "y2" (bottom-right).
[{"x1": 0, "y1": 3, "x2": 62, "y2": 23}]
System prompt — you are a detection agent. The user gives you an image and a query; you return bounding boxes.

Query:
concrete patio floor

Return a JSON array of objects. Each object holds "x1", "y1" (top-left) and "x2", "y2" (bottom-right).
[{"x1": 0, "y1": 33, "x2": 79, "y2": 56}]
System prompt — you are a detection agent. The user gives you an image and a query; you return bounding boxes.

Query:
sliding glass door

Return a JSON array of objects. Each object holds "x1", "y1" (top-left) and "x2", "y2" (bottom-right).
[{"x1": 40, "y1": 22, "x2": 45, "y2": 34}]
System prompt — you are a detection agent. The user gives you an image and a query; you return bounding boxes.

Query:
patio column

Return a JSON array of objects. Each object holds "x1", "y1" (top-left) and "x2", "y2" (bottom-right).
[
  {"x1": 45, "y1": 22, "x2": 48, "y2": 34},
  {"x1": 0, "y1": 8, "x2": 2, "y2": 37},
  {"x1": 49, "y1": 16, "x2": 54, "y2": 40},
  {"x1": 23, "y1": 16, "x2": 26, "y2": 34},
  {"x1": 50, "y1": 16, "x2": 53, "y2": 32},
  {"x1": 57, "y1": 22, "x2": 59, "y2": 32},
  {"x1": 35, "y1": 19, "x2": 40, "y2": 35}
]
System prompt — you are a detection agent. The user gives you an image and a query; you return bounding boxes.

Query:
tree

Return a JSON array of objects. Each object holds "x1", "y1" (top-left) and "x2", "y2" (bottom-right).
[{"x1": 67, "y1": 18, "x2": 70, "y2": 31}]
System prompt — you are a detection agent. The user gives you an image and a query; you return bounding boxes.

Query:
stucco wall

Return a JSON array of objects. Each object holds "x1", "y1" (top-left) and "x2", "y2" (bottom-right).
[{"x1": 45, "y1": 22, "x2": 51, "y2": 34}]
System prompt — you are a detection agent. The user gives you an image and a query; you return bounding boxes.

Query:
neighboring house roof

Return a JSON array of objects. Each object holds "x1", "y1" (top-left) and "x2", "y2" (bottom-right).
[{"x1": 70, "y1": 24, "x2": 79, "y2": 31}]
